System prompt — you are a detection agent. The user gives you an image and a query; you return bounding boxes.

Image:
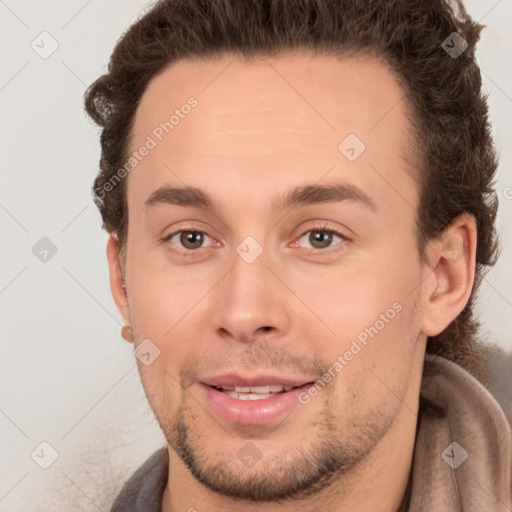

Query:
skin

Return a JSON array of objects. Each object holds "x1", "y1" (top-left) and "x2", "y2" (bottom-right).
[{"x1": 107, "y1": 52, "x2": 477, "y2": 512}]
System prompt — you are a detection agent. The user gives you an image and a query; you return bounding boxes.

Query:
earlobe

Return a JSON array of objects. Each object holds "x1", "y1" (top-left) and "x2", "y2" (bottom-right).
[
  {"x1": 421, "y1": 214, "x2": 477, "y2": 337},
  {"x1": 106, "y1": 235, "x2": 130, "y2": 327},
  {"x1": 121, "y1": 325, "x2": 133, "y2": 343}
]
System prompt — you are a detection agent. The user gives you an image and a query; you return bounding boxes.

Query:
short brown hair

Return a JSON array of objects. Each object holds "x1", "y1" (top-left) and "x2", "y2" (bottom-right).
[{"x1": 85, "y1": 0, "x2": 499, "y2": 381}]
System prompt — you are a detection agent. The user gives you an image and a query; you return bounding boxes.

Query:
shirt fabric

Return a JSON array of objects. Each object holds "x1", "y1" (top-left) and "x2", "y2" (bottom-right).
[{"x1": 110, "y1": 355, "x2": 512, "y2": 511}]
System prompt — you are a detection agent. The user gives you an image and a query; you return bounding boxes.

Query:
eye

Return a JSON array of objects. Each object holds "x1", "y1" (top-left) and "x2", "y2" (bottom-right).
[
  {"x1": 296, "y1": 228, "x2": 347, "y2": 251},
  {"x1": 164, "y1": 230, "x2": 214, "y2": 252}
]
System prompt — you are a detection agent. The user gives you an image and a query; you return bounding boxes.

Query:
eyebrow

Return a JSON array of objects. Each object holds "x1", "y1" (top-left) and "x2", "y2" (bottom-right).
[{"x1": 144, "y1": 183, "x2": 377, "y2": 213}]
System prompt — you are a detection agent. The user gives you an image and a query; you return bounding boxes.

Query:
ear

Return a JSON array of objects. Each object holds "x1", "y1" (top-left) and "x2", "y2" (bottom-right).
[
  {"x1": 106, "y1": 235, "x2": 130, "y2": 328},
  {"x1": 420, "y1": 213, "x2": 477, "y2": 337}
]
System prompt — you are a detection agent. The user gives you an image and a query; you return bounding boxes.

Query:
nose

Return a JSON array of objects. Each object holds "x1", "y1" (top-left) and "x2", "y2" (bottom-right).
[{"x1": 211, "y1": 245, "x2": 291, "y2": 343}]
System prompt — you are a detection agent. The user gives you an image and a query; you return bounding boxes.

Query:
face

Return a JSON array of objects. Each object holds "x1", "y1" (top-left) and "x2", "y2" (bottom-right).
[{"x1": 118, "y1": 53, "x2": 429, "y2": 501}]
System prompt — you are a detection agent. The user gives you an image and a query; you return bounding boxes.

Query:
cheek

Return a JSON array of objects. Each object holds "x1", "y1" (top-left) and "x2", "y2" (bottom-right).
[
  {"x1": 290, "y1": 262, "x2": 416, "y2": 337},
  {"x1": 289, "y1": 256, "x2": 422, "y2": 387},
  {"x1": 312, "y1": 280, "x2": 420, "y2": 419},
  {"x1": 125, "y1": 241, "x2": 203, "y2": 334},
  {"x1": 129, "y1": 280, "x2": 199, "y2": 406},
  {"x1": 126, "y1": 270, "x2": 214, "y2": 385}
]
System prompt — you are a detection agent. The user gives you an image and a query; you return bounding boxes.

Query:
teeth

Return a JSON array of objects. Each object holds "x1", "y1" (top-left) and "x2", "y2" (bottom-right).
[
  {"x1": 216, "y1": 384, "x2": 299, "y2": 399},
  {"x1": 224, "y1": 391, "x2": 275, "y2": 400},
  {"x1": 247, "y1": 385, "x2": 270, "y2": 393},
  {"x1": 218, "y1": 385, "x2": 297, "y2": 392},
  {"x1": 232, "y1": 385, "x2": 291, "y2": 393}
]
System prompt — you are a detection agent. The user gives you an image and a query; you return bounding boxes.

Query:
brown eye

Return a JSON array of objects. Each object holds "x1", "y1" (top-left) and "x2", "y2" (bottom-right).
[
  {"x1": 298, "y1": 229, "x2": 344, "y2": 250},
  {"x1": 164, "y1": 230, "x2": 213, "y2": 252},
  {"x1": 308, "y1": 230, "x2": 334, "y2": 249},
  {"x1": 179, "y1": 231, "x2": 205, "y2": 250}
]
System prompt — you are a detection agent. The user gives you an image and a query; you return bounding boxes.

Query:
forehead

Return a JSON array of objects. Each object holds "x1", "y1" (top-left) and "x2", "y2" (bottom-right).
[{"x1": 127, "y1": 52, "x2": 418, "y2": 215}]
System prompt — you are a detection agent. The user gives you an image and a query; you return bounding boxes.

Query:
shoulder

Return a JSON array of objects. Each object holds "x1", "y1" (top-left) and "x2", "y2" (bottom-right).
[{"x1": 480, "y1": 343, "x2": 512, "y2": 426}]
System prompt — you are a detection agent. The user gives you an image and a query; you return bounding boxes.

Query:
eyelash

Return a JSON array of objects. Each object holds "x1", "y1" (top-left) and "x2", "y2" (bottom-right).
[{"x1": 161, "y1": 223, "x2": 350, "y2": 259}]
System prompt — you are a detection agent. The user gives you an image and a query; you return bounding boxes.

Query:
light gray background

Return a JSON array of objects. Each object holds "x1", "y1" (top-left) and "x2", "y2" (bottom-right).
[{"x1": 1, "y1": 0, "x2": 511, "y2": 510}]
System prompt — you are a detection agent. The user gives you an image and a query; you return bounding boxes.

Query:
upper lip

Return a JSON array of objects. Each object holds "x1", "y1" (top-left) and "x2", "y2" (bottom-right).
[{"x1": 201, "y1": 373, "x2": 316, "y2": 388}]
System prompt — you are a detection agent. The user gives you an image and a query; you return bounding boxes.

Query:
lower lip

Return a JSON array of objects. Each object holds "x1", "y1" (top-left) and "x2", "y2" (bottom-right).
[{"x1": 201, "y1": 384, "x2": 312, "y2": 425}]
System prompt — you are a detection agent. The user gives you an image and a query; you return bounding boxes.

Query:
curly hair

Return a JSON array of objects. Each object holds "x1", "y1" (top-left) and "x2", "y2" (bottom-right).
[{"x1": 84, "y1": 0, "x2": 499, "y2": 382}]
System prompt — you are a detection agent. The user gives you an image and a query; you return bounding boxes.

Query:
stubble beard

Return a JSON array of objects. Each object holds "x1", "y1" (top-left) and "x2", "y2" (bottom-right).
[{"x1": 158, "y1": 388, "x2": 396, "y2": 503}]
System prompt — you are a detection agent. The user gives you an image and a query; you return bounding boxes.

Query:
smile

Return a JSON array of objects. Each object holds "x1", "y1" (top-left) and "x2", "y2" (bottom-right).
[{"x1": 200, "y1": 378, "x2": 315, "y2": 425}]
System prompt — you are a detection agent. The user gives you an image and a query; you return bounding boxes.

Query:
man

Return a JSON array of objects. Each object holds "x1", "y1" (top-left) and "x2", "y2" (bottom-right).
[{"x1": 84, "y1": 0, "x2": 512, "y2": 510}]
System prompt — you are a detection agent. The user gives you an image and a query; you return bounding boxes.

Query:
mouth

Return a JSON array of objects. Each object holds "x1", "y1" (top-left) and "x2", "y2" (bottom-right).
[{"x1": 199, "y1": 375, "x2": 316, "y2": 425}]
